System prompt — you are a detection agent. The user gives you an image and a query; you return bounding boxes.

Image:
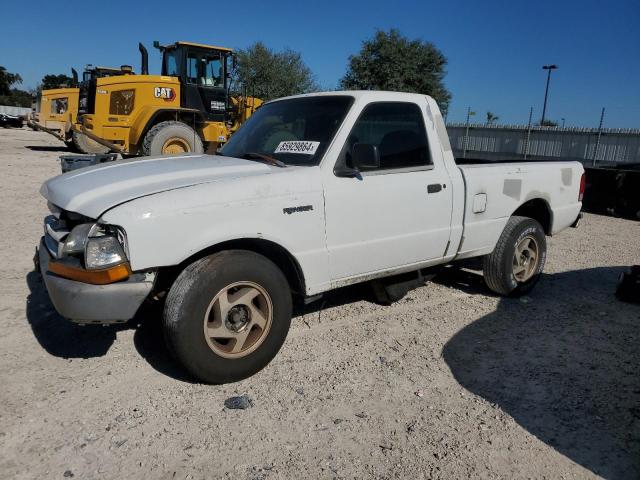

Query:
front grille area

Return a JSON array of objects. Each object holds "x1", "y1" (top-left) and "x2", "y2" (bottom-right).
[
  {"x1": 44, "y1": 215, "x2": 70, "y2": 258},
  {"x1": 43, "y1": 209, "x2": 93, "y2": 259}
]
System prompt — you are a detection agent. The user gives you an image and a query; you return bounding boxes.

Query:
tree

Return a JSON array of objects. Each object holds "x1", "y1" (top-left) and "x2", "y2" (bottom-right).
[
  {"x1": 486, "y1": 112, "x2": 499, "y2": 125},
  {"x1": 2, "y1": 88, "x2": 33, "y2": 107},
  {"x1": 0, "y1": 66, "x2": 32, "y2": 107},
  {"x1": 0, "y1": 66, "x2": 22, "y2": 96},
  {"x1": 41, "y1": 74, "x2": 74, "y2": 90},
  {"x1": 539, "y1": 119, "x2": 558, "y2": 127},
  {"x1": 234, "y1": 42, "x2": 318, "y2": 101},
  {"x1": 340, "y1": 29, "x2": 452, "y2": 113}
]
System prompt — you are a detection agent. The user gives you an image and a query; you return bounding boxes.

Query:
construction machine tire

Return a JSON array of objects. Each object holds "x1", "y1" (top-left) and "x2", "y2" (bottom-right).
[
  {"x1": 142, "y1": 121, "x2": 204, "y2": 156},
  {"x1": 71, "y1": 130, "x2": 110, "y2": 154}
]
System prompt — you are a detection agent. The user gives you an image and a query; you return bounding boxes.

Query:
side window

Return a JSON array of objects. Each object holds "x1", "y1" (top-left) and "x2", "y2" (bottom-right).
[
  {"x1": 203, "y1": 55, "x2": 223, "y2": 87},
  {"x1": 50, "y1": 97, "x2": 68, "y2": 114},
  {"x1": 165, "y1": 51, "x2": 179, "y2": 77},
  {"x1": 346, "y1": 102, "x2": 431, "y2": 172},
  {"x1": 186, "y1": 54, "x2": 199, "y2": 84}
]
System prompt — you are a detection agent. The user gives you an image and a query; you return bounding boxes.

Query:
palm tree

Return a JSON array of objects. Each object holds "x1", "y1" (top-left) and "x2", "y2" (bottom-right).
[{"x1": 486, "y1": 112, "x2": 499, "y2": 125}]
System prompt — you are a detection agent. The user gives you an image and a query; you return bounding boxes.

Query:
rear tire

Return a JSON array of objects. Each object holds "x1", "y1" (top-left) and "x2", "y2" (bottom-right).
[
  {"x1": 71, "y1": 130, "x2": 110, "y2": 154},
  {"x1": 142, "y1": 121, "x2": 204, "y2": 156},
  {"x1": 483, "y1": 216, "x2": 547, "y2": 296},
  {"x1": 162, "y1": 250, "x2": 292, "y2": 384}
]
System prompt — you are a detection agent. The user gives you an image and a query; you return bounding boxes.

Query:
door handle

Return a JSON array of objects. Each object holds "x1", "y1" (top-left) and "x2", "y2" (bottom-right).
[{"x1": 427, "y1": 183, "x2": 442, "y2": 193}]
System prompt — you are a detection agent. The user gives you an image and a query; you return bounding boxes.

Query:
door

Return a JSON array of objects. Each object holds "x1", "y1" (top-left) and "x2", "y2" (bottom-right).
[
  {"x1": 182, "y1": 50, "x2": 227, "y2": 122},
  {"x1": 323, "y1": 101, "x2": 453, "y2": 281}
]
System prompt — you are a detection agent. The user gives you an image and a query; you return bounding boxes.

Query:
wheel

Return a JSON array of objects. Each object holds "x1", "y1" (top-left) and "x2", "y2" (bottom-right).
[
  {"x1": 142, "y1": 121, "x2": 204, "y2": 156},
  {"x1": 483, "y1": 216, "x2": 547, "y2": 296},
  {"x1": 71, "y1": 130, "x2": 110, "y2": 154},
  {"x1": 162, "y1": 250, "x2": 292, "y2": 383}
]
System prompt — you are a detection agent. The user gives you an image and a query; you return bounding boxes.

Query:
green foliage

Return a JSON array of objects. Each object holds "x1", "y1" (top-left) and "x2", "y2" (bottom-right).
[
  {"x1": 0, "y1": 89, "x2": 33, "y2": 108},
  {"x1": 0, "y1": 66, "x2": 32, "y2": 107},
  {"x1": 486, "y1": 112, "x2": 499, "y2": 124},
  {"x1": 539, "y1": 119, "x2": 558, "y2": 127},
  {"x1": 340, "y1": 29, "x2": 452, "y2": 113},
  {"x1": 0, "y1": 66, "x2": 22, "y2": 96},
  {"x1": 234, "y1": 42, "x2": 318, "y2": 101},
  {"x1": 41, "y1": 74, "x2": 74, "y2": 90}
]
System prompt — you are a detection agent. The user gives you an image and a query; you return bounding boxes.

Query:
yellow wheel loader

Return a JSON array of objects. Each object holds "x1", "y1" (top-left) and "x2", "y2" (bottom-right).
[
  {"x1": 76, "y1": 41, "x2": 261, "y2": 156},
  {"x1": 31, "y1": 66, "x2": 134, "y2": 153}
]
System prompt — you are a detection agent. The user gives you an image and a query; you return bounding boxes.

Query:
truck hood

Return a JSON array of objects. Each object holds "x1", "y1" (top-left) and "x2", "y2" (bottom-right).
[{"x1": 40, "y1": 154, "x2": 272, "y2": 219}]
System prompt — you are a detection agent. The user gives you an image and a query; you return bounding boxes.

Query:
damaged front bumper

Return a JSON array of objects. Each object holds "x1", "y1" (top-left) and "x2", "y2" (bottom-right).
[{"x1": 37, "y1": 238, "x2": 155, "y2": 324}]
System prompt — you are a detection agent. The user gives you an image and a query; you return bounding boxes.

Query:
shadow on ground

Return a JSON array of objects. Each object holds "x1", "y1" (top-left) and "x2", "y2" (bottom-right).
[
  {"x1": 25, "y1": 270, "x2": 188, "y2": 378},
  {"x1": 25, "y1": 271, "x2": 129, "y2": 358},
  {"x1": 25, "y1": 145, "x2": 70, "y2": 152},
  {"x1": 27, "y1": 261, "x2": 640, "y2": 477},
  {"x1": 442, "y1": 266, "x2": 640, "y2": 479},
  {"x1": 25, "y1": 268, "x2": 376, "y2": 382}
]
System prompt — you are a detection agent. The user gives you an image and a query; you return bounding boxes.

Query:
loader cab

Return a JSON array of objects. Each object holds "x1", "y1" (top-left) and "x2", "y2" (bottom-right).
[{"x1": 157, "y1": 41, "x2": 233, "y2": 122}]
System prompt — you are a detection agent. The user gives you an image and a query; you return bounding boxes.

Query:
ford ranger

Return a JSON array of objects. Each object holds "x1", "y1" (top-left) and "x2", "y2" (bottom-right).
[{"x1": 37, "y1": 91, "x2": 584, "y2": 383}]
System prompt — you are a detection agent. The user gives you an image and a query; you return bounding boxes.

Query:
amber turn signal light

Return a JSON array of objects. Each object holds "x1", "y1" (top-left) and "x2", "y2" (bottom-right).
[{"x1": 48, "y1": 261, "x2": 131, "y2": 285}]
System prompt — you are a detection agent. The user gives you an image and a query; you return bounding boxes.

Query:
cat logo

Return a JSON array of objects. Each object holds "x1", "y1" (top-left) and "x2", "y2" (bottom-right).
[{"x1": 154, "y1": 87, "x2": 175, "y2": 101}]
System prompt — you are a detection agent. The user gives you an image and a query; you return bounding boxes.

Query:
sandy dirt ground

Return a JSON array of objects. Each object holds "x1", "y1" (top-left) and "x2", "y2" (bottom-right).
[{"x1": 0, "y1": 127, "x2": 639, "y2": 480}]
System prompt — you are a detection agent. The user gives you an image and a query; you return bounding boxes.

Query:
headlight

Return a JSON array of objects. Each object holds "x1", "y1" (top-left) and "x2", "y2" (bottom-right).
[
  {"x1": 61, "y1": 222, "x2": 128, "y2": 269},
  {"x1": 85, "y1": 235, "x2": 127, "y2": 269},
  {"x1": 62, "y1": 223, "x2": 93, "y2": 255}
]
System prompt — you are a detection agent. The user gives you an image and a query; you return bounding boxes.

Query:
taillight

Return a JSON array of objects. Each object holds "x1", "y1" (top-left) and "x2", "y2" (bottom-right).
[{"x1": 578, "y1": 172, "x2": 586, "y2": 202}]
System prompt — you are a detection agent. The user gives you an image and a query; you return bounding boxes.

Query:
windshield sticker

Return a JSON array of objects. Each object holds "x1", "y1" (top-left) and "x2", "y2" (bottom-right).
[{"x1": 274, "y1": 141, "x2": 320, "y2": 155}]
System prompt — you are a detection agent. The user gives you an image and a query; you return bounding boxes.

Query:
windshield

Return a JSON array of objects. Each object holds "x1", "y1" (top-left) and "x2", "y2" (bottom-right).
[{"x1": 220, "y1": 96, "x2": 354, "y2": 166}]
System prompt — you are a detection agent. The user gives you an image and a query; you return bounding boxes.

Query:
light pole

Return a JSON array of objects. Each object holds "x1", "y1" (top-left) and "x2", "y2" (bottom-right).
[
  {"x1": 561, "y1": 117, "x2": 566, "y2": 128},
  {"x1": 540, "y1": 64, "x2": 558, "y2": 125}
]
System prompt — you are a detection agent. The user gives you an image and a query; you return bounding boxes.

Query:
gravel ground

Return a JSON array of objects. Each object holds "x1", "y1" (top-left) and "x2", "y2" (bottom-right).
[{"x1": 0, "y1": 127, "x2": 639, "y2": 480}]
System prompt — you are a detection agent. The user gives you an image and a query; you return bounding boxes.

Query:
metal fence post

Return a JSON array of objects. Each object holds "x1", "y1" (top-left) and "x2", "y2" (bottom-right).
[
  {"x1": 592, "y1": 107, "x2": 605, "y2": 167},
  {"x1": 463, "y1": 107, "x2": 471, "y2": 159},
  {"x1": 524, "y1": 107, "x2": 533, "y2": 160}
]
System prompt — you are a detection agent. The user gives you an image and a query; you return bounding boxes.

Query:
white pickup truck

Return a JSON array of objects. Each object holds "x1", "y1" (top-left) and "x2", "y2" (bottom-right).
[{"x1": 38, "y1": 91, "x2": 584, "y2": 383}]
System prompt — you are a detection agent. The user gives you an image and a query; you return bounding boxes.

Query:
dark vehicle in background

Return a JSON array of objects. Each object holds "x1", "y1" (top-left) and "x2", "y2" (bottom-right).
[
  {"x1": 582, "y1": 164, "x2": 640, "y2": 220},
  {"x1": 0, "y1": 113, "x2": 24, "y2": 128}
]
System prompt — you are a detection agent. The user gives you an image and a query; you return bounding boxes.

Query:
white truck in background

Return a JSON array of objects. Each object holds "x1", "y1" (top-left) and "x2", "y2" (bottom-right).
[{"x1": 37, "y1": 91, "x2": 584, "y2": 383}]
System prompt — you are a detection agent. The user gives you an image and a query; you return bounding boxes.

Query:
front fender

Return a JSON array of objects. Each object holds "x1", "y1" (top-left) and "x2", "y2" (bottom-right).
[{"x1": 101, "y1": 170, "x2": 330, "y2": 295}]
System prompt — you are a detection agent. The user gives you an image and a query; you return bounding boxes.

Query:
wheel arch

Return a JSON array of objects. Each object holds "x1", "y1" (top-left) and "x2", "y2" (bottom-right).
[
  {"x1": 158, "y1": 237, "x2": 307, "y2": 299},
  {"x1": 511, "y1": 198, "x2": 553, "y2": 235},
  {"x1": 137, "y1": 108, "x2": 205, "y2": 146}
]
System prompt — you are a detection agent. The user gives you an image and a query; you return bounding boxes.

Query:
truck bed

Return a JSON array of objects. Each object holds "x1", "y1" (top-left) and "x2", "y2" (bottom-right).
[{"x1": 454, "y1": 160, "x2": 583, "y2": 260}]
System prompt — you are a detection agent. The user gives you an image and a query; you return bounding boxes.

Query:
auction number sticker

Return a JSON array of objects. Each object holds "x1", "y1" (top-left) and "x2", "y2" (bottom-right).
[{"x1": 274, "y1": 141, "x2": 320, "y2": 154}]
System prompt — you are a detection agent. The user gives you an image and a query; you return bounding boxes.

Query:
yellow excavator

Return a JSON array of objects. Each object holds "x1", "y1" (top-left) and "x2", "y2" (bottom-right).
[
  {"x1": 75, "y1": 41, "x2": 261, "y2": 156},
  {"x1": 31, "y1": 66, "x2": 135, "y2": 153}
]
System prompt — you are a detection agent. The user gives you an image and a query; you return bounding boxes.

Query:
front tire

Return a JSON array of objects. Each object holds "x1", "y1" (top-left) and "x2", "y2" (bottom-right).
[
  {"x1": 162, "y1": 250, "x2": 292, "y2": 384},
  {"x1": 483, "y1": 216, "x2": 547, "y2": 296},
  {"x1": 142, "y1": 121, "x2": 204, "y2": 156},
  {"x1": 71, "y1": 130, "x2": 110, "y2": 154}
]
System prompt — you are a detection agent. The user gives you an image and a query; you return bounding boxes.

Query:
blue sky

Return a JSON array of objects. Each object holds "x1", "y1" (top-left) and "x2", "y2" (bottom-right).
[{"x1": 2, "y1": 0, "x2": 638, "y2": 127}]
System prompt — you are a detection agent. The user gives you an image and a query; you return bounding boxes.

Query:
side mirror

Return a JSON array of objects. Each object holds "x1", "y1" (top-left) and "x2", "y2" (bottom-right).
[
  {"x1": 351, "y1": 143, "x2": 380, "y2": 169},
  {"x1": 334, "y1": 143, "x2": 380, "y2": 178}
]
